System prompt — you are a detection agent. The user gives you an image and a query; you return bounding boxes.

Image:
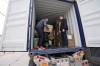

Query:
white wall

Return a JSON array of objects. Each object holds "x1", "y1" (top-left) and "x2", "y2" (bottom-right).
[
  {"x1": 0, "y1": 0, "x2": 9, "y2": 35},
  {"x1": 77, "y1": 0, "x2": 100, "y2": 47},
  {"x1": 66, "y1": 5, "x2": 82, "y2": 47},
  {"x1": 0, "y1": 35, "x2": 2, "y2": 50},
  {"x1": 0, "y1": 0, "x2": 9, "y2": 51}
]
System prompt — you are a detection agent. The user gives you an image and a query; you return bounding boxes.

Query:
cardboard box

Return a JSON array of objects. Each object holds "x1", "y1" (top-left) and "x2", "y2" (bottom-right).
[
  {"x1": 44, "y1": 25, "x2": 53, "y2": 32},
  {"x1": 68, "y1": 35, "x2": 75, "y2": 48}
]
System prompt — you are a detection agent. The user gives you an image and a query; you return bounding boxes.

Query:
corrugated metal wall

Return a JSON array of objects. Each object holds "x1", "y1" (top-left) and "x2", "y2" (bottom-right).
[
  {"x1": 35, "y1": 0, "x2": 72, "y2": 20},
  {"x1": 77, "y1": 0, "x2": 100, "y2": 47},
  {"x1": 1, "y1": 0, "x2": 30, "y2": 51}
]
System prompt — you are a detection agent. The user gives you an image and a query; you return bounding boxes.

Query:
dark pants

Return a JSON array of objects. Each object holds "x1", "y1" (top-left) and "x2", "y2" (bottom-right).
[
  {"x1": 44, "y1": 32, "x2": 49, "y2": 41},
  {"x1": 36, "y1": 28, "x2": 44, "y2": 46},
  {"x1": 61, "y1": 31, "x2": 68, "y2": 47}
]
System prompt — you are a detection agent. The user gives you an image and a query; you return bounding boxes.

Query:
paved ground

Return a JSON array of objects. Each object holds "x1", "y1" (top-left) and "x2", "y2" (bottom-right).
[
  {"x1": 0, "y1": 52, "x2": 90, "y2": 66},
  {"x1": 0, "y1": 52, "x2": 30, "y2": 66}
]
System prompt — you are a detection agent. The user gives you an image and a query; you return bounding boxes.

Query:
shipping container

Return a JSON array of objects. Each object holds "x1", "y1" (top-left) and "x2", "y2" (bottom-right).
[
  {"x1": 0, "y1": 0, "x2": 100, "y2": 54},
  {"x1": 0, "y1": 0, "x2": 81, "y2": 52},
  {"x1": 0, "y1": 0, "x2": 100, "y2": 66}
]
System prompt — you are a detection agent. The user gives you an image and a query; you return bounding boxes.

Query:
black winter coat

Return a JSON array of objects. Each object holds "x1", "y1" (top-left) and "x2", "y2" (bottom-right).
[{"x1": 60, "y1": 19, "x2": 68, "y2": 31}]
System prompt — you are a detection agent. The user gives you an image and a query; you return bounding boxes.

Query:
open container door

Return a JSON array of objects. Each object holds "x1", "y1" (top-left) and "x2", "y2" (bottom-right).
[
  {"x1": 0, "y1": 0, "x2": 35, "y2": 51},
  {"x1": 77, "y1": 0, "x2": 100, "y2": 47}
]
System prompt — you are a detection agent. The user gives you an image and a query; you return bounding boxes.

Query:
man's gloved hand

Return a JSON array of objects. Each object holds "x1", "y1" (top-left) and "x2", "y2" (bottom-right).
[{"x1": 62, "y1": 29, "x2": 65, "y2": 32}]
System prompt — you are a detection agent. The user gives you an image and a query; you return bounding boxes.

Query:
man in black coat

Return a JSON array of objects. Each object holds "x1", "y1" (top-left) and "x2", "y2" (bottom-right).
[{"x1": 59, "y1": 16, "x2": 68, "y2": 47}]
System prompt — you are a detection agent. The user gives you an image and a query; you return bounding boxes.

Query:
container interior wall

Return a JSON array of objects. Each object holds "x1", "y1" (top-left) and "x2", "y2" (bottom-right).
[
  {"x1": 31, "y1": 0, "x2": 36, "y2": 50},
  {"x1": 66, "y1": 5, "x2": 82, "y2": 47},
  {"x1": 32, "y1": 0, "x2": 82, "y2": 49}
]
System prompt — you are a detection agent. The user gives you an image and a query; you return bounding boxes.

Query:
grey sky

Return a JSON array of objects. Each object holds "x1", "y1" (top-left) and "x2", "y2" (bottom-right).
[{"x1": 0, "y1": 0, "x2": 9, "y2": 35}]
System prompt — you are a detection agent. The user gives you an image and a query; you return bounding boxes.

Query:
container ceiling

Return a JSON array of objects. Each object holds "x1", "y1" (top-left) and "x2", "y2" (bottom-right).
[{"x1": 35, "y1": 0, "x2": 72, "y2": 20}]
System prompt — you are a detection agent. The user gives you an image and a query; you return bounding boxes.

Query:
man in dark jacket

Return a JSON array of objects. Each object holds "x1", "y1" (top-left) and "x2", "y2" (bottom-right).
[
  {"x1": 36, "y1": 18, "x2": 48, "y2": 47},
  {"x1": 59, "y1": 16, "x2": 68, "y2": 47}
]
